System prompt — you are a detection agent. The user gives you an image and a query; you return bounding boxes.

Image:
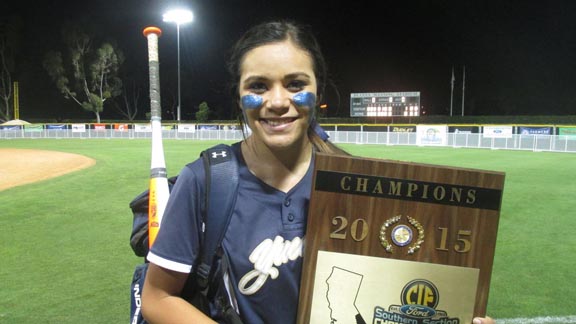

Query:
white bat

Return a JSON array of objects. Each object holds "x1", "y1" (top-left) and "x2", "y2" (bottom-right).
[{"x1": 143, "y1": 26, "x2": 169, "y2": 248}]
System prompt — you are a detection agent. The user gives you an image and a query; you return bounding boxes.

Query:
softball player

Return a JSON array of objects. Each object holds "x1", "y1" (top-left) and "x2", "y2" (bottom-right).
[{"x1": 142, "y1": 19, "x2": 494, "y2": 324}]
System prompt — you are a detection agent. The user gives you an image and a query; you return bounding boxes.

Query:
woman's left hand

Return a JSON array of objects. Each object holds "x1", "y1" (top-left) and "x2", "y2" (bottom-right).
[{"x1": 473, "y1": 316, "x2": 495, "y2": 324}]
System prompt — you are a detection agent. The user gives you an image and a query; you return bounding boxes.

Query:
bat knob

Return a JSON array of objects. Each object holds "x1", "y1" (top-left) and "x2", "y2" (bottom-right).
[{"x1": 143, "y1": 26, "x2": 162, "y2": 37}]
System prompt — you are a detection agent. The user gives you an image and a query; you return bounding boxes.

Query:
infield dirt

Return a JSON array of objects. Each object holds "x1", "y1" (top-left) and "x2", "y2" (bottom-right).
[{"x1": 0, "y1": 148, "x2": 95, "y2": 191}]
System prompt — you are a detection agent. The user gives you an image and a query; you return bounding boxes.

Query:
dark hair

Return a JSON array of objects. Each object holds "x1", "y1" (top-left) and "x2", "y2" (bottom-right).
[{"x1": 227, "y1": 19, "x2": 327, "y2": 105}]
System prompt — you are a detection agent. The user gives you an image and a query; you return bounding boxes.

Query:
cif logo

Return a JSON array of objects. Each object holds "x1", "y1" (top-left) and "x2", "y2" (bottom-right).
[{"x1": 399, "y1": 279, "x2": 439, "y2": 318}]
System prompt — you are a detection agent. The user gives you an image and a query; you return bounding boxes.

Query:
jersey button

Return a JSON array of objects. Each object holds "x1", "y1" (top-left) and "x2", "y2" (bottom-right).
[
  {"x1": 284, "y1": 198, "x2": 291, "y2": 207},
  {"x1": 288, "y1": 213, "x2": 295, "y2": 222}
]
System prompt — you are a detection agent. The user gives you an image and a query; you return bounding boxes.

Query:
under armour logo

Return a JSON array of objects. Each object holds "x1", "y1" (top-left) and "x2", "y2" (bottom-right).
[{"x1": 211, "y1": 150, "x2": 227, "y2": 159}]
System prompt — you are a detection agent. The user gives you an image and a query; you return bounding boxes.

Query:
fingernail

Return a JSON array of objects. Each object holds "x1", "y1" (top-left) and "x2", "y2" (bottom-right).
[{"x1": 472, "y1": 319, "x2": 481, "y2": 324}]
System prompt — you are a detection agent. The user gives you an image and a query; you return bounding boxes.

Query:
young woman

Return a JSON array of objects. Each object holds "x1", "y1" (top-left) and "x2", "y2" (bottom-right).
[{"x1": 141, "y1": 20, "x2": 495, "y2": 324}]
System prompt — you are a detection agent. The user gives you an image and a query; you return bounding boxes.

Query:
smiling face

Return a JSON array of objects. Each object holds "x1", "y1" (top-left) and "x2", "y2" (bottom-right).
[{"x1": 239, "y1": 39, "x2": 317, "y2": 152}]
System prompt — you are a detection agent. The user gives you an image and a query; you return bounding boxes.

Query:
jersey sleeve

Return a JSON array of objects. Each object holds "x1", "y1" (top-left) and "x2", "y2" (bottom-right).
[{"x1": 147, "y1": 159, "x2": 206, "y2": 273}]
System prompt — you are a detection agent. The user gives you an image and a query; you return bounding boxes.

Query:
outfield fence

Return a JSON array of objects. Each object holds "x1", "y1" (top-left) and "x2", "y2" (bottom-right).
[
  {"x1": 2, "y1": 126, "x2": 576, "y2": 153},
  {"x1": 332, "y1": 131, "x2": 576, "y2": 153}
]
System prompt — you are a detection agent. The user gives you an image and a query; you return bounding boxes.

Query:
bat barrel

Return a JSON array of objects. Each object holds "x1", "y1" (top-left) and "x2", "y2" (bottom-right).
[{"x1": 143, "y1": 26, "x2": 169, "y2": 248}]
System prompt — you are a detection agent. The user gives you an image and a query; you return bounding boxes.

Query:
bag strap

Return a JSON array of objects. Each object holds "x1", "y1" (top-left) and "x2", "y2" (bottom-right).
[{"x1": 196, "y1": 144, "x2": 239, "y2": 289}]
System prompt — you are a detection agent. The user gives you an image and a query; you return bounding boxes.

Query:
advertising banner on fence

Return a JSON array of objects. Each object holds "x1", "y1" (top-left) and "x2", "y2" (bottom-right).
[
  {"x1": 390, "y1": 125, "x2": 416, "y2": 133},
  {"x1": 46, "y1": 124, "x2": 67, "y2": 130},
  {"x1": 0, "y1": 125, "x2": 21, "y2": 130},
  {"x1": 222, "y1": 124, "x2": 239, "y2": 131},
  {"x1": 72, "y1": 124, "x2": 86, "y2": 132},
  {"x1": 24, "y1": 124, "x2": 43, "y2": 132},
  {"x1": 558, "y1": 127, "x2": 576, "y2": 139},
  {"x1": 134, "y1": 124, "x2": 151, "y2": 132},
  {"x1": 449, "y1": 126, "x2": 479, "y2": 134},
  {"x1": 177, "y1": 124, "x2": 196, "y2": 133},
  {"x1": 518, "y1": 126, "x2": 552, "y2": 135},
  {"x1": 94, "y1": 123, "x2": 107, "y2": 131},
  {"x1": 114, "y1": 123, "x2": 129, "y2": 131},
  {"x1": 416, "y1": 125, "x2": 447, "y2": 146},
  {"x1": 198, "y1": 124, "x2": 218, "y2": 130},
  {"x1": 483, "y1": 126, "x2": 513, "y2": 138}
]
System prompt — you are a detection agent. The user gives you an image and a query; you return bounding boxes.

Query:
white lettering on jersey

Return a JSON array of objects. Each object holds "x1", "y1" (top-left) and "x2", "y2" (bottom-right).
[{"x1": 238, "y1": 235, "x2": 303, "y2": 295}]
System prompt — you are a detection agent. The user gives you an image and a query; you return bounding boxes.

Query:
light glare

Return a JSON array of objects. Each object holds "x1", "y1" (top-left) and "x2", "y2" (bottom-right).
[{"x1": 162, "y1": 9, "x2": 193, "y2": 25}]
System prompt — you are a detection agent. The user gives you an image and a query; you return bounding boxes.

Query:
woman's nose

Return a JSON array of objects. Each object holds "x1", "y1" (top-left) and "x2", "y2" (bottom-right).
[{"x1": 267, "y1": 87, "x2": 290, "y2": 109}]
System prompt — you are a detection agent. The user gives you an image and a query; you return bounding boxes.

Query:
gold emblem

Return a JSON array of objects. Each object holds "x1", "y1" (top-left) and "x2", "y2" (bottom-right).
[
  {"x1": 380, "y1": 215, "x2": 425, "y2": 254},
  {"x1": 392, "y1": 225, "x2": 412, "y2": 246}
]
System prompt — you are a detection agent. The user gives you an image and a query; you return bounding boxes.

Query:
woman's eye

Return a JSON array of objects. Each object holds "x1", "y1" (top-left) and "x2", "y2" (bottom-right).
[
  {"x1": 287, "y1": 80, "x2": 306, "y2": 91},
  {"x1": 248, "y1": 82, "x2": 268, "y2": 93}
]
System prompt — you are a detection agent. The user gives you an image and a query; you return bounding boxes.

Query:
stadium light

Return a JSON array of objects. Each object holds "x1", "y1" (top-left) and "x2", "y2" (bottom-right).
[{"x1": 162, "y1": 9, "x2": 193, "y2": 122}]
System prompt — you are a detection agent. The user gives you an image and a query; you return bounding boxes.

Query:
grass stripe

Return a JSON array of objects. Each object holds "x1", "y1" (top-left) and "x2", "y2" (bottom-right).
[
  {"x1": 497, "y1": 316, "x2": 576, "y2": 324},
  {"x1": 1, "y1": 139, "x2": 575, "y2": 322}
]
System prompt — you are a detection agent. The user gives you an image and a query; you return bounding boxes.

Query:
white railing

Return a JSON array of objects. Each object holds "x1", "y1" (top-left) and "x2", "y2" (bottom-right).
[
  {"x1": 1, "y1": 128, "x2": 575, "y2": 153},
  {"x1": 0, "y1": 128, "x2": 245, "y2": 141},
  {"x1": 330, "y1": 131, "x2": 576, "y2": 153}
]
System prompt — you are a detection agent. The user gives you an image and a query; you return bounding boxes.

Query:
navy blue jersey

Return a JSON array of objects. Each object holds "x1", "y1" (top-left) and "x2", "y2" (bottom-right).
[{"x1": 148, "y1": 142, "x2": 313, "y2": 324}]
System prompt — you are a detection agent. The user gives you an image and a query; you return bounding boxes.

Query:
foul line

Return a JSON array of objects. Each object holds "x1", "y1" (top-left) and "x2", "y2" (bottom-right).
[{"x1": 496, "y1": 316, "x2": 576, "y2": 324}]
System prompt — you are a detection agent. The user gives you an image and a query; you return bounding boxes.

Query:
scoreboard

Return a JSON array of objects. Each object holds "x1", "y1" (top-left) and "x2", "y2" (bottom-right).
[{"x1": 350, "y1": 91, "x2": 421, "y2": 117}]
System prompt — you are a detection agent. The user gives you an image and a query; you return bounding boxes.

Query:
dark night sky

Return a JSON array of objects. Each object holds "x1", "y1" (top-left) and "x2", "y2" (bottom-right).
[{"x1": 2, "y1": 0, "x2": 576, "y2": 121}]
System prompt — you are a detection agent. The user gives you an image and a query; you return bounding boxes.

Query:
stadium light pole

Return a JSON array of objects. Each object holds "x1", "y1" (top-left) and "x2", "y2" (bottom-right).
[{"x1": 162, "y1": 8, "x2": 193, "y2": 122}]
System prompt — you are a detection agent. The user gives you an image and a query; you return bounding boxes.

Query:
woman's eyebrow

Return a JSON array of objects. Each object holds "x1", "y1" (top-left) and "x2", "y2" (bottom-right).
[
  {"x1": 241, "y1": 72, "x2": 312, "y2": 89},
  {"x1": 243, "y1": 72, "x2": 311, "y2": 82},
  {"x1": 242, "y1": 75, "x2": 267, "y2": 84},
  {"x1": 284, "y1": 72, "x2": 312, "y2": 80}
]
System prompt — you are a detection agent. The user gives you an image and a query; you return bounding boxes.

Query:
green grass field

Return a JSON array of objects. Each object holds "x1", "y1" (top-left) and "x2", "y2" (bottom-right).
[{"x1": 1, "y1": 139, "x2": 575, "y2": 323}]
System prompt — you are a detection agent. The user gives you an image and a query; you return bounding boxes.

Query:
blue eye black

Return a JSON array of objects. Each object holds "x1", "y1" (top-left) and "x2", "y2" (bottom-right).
[
  {"x1": 292, "y1": 92, "x2": 316, "y2": 109},
  {"x1": 241, "y1": 92, "x2": 316, "y2": 110},
  {"x1": 241, "y1": 94, "x2": 264, "y2": 110}
]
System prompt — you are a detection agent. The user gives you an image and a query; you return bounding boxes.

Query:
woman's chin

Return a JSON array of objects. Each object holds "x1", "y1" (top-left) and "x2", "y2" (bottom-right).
[{"x1": 257, "y1": 133, "x2": 307, "y2": 151}]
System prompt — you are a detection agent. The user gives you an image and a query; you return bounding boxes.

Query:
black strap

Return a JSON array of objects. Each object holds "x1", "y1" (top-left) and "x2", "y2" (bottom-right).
[{"x1": 196, "y1": 144, "x2": 239, "y2": 289}]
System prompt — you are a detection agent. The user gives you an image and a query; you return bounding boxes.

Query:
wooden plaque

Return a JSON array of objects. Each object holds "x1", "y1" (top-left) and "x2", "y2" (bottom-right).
[{"x1": 297, "y1": 153, "x2": 505, "y2": 324}]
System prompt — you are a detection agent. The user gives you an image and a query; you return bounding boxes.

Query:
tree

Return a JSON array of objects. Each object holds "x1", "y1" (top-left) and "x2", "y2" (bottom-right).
[
  {"x1": 196, "y1": 101, "x2": 211, "y2": 122},
  {"x1": 0, "y1": 16, "x2": 21, "y2": 121},
  {"x1": 162, "y1": 88, "x2": 177, "y2": 121},
  {"x1": 114, "y1": 78, "x2": 141, "y2": 121},
  {"x1": 43, "y1": 24, "x2": 124, "y2": 122}
]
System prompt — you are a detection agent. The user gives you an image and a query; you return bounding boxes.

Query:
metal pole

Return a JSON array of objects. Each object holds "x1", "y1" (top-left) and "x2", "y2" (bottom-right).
[
  {"x1": 461, "y1": 66, "x2": 466, "y2": 117},
  {"x1": 450, "y1": 67, "x2": 454, "y2": 116},
  {"x1": 14, "y1": 81, "x2": 19, "y2": 120},
  {"x1": 177, "y1": 23, "x2": 182, "y2": 122}
]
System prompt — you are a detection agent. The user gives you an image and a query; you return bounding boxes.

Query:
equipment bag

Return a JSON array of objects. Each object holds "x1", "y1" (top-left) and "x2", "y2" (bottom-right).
[{"x1": 129, "y1": 144, "x2": 243, "y2": 324}]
